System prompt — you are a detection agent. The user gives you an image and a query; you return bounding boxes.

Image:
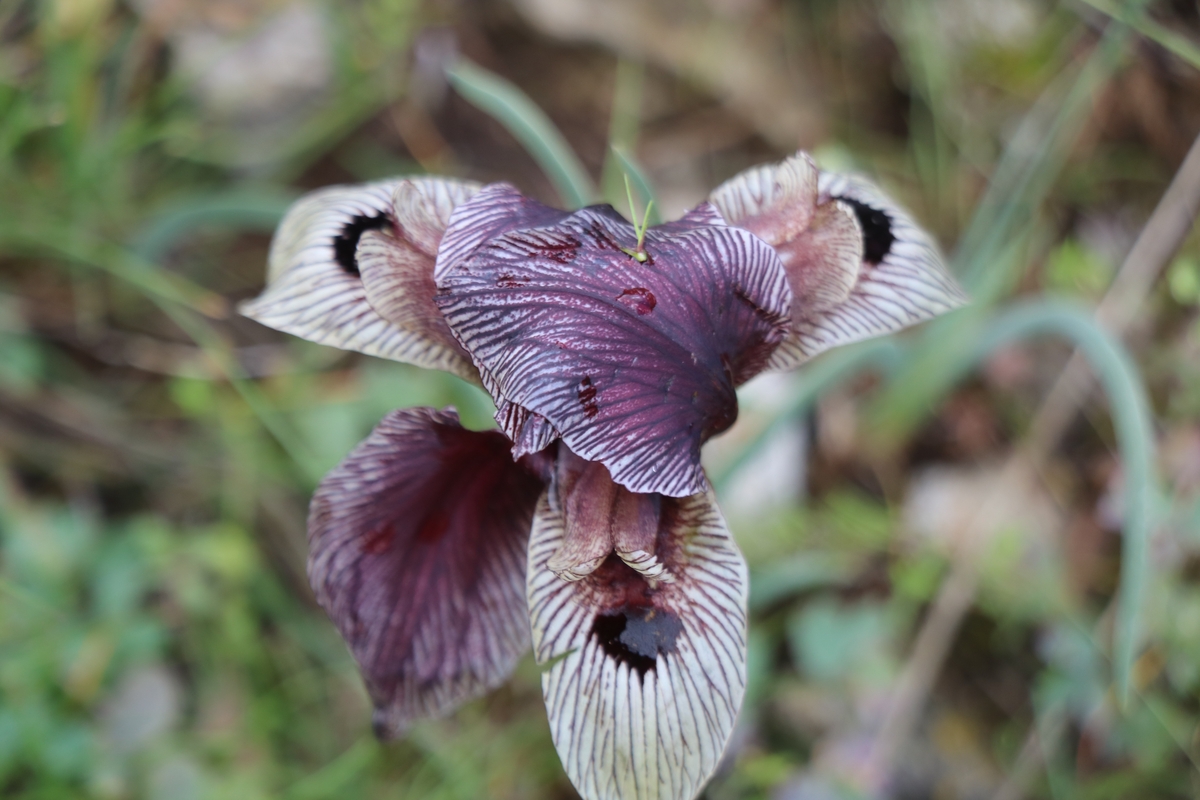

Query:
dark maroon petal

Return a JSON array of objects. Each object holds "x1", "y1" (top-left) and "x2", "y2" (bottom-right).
[
  {"x1": 434, "y1": 182, "x2": 569, "y2": 281},
  {"x1": 527, "y1": 473, "x2": 748, "y2": 799},
  {"x1": 307, "y1": 407, "x2": 546, "y2": 736},
  {"x1": 436, "y1": 204, "x2": 791, "y2": 498}
]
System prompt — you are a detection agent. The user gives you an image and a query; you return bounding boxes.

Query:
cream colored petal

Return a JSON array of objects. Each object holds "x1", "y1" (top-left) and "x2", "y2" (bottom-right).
[
  {"x1": 767, "y1": 171, "x2": 968, "y2": 369},
  {"x1": 240, "y1": 177, "x2": 482, "y2": 377},
  {"x1": 356, "y1": 228, "x2": 478, "y2": 381},
  {"x1": 528, "y1": 488, "x2": 748, "y2": 800},
  {"x1": 708, "y1": 151, "x2": 818, "y2": 245}
]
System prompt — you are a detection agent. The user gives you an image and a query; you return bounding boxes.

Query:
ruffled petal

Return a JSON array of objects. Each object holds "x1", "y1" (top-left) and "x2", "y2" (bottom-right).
[
  {"x1": 307, "y1": 407, "x2": 546, "y2": 737},
  {"x1": 710, "y1": 153, "x2": 967, "y2": 369},
  {"x1": 240, "y1": 177, "x2": 480, "y2": 377},
  {"x1": 768, "y1": 169, "x2": 967, "y2": 367},
  {"x1": 498, "y1": 400, "x2": 560, "y2": 458},
  {"x1": 528, "y1": 484, "x2": 748, "y2": 800},
  {"x1": 436, "y1": 202, "x2": 791, "y2": 497}
]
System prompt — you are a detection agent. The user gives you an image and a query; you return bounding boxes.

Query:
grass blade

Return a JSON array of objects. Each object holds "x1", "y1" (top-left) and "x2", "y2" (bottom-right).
[
  {"x1": 1077, "y1": 0, "x2": 1200, "y2": 71},
  {"x1": 447, "y1": 58, "x2": 596, "y2": 208},
  {"x1": 972, "y1": 300, "x2": 1156, "y2": 706},
  {"x1": 609, "y1": 146, "x2": 660, "y2": 225},
  {"x1": 132, "y1": 190, "x2": 297, "y2": 262}
]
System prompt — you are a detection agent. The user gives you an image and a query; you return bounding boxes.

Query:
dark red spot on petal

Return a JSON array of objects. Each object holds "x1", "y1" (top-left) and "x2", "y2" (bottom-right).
[
  {"x1": 578, "y1": 375, "x2": 599, "y2": 418},
  {"x1": 616, "y1": 287, "x2": 657, "y2": 315},
  {"x1": 360, "y1": 524, "x2": 394, "y2": 555}
]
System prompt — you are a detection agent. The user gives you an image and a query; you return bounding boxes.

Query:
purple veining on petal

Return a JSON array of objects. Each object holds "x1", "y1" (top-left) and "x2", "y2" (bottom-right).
[
  {"x1": 436, "y1": 202, "x2": 791, "y2": 497},
  {"x1": 527, "y1": 481, "x2": 749, "y2": 798},
  {"x1": 434, "y1": 182, "x2": 570, "y2": 280},
  {"x1": 307, "y1": 407, "x2": 546, "y2": 737}
]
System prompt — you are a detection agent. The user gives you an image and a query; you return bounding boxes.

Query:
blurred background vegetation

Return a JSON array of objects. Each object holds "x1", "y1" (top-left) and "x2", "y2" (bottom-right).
[{"x1": 2, "y1": 0, "x2": 1200, "y2": 798}]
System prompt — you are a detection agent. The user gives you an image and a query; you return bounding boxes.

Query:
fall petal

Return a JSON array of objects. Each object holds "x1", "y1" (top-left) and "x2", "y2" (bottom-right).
[
  {"x1": 308, "y1": 407, "x2": 545, "y2": 736},
  {"x1": 528, "y1": 486, "x2": 748, "y2": 800},
  {"x1": 436, "y1": 204, "x2": 791, "y2": 497},
  {"x1": 240, "y1": 177, "x2": 480, "y2": 376},
  {"x1": 769, "y1": 169, "x2": 968, "y2": 368}
]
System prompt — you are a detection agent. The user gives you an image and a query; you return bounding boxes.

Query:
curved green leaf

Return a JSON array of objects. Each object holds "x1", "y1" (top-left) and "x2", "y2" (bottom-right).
[{"x1": 447, "y1": 58, "x2": 596, "y2": 209}]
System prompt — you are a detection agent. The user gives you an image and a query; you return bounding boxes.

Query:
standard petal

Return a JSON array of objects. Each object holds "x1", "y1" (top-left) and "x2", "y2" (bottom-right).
[
  {"x1": 710, "y1": 153, "x2": 968, "y2": 369},
  {"x1": 528, "y1": 486, "x2": 749, "y2": 800},
  {"x1": 436, "y1": 204, "x2": 791, "y2": 497},
  {"x1": 786, "y1": 200, "x2": 863, "y2": 312},
  {"x1": 308, "y1": 407, "x2": 546, "y2": 737},
  {"x1": 766, "y1": 169, "x2": 967, "y2": 368},
  {"x1": 434, "y1": 182, "x2": 570, "y2": 281},
  {"x1": 240, "y1": 177, "x2": 480, "y2": 377}
]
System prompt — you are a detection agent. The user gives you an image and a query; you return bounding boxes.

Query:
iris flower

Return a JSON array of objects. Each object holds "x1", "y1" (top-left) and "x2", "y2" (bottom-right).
[{"x1": 241, "y1": 152, "x2": 965, "y2": 800}]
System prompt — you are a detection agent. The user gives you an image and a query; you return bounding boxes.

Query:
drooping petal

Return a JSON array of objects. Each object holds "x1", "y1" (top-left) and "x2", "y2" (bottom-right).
[
  {"x1": 307, "y1": 407, "x2": 546, "y2": 737},
  {"x1": 436, "y1": 201, "x2": 791, "y2": 497},
  {"x1": 528, "y1": 483, "x2": 748, "y2": 800},
  {"x1": 240, "y1": 177, "x2": 480, "y2": 378},
  {"x1": 710, "y1": 153, "x2": 967, "y2": 369}
]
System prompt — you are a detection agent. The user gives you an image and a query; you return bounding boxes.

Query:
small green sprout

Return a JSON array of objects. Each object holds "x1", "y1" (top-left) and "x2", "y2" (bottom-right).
[{"x1": 620, "y1": 173, "x2": 653, "y2": 263}]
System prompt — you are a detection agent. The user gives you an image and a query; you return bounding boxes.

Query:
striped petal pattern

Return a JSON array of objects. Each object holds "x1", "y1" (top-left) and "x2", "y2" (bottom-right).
[
  {"x1": 308, "y1": 407, "x2": 545, "y2": 737},
  {"x1": 528, "y1": 485, "x2": 748, "y2": 800},
  {"x1": 240, "y1": 177, "x2": 480, "y2": 378},
  {"x1": 434, "y1": 182, "x2": 569, "y2": 280},
  {"x1": 710, "y1": 152, "x2": 967, "y2": 369},
  {"x1": 436, "y1": 201, "x2": 791, "y2": 497}
]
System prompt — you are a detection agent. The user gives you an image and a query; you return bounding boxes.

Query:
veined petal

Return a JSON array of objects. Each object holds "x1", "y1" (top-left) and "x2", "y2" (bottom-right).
[
  {"x1": 708, "y1": 151, "x2": 820, "y2": 244},
  {"x1": 528, "y1": 484, "x2": 748, "y2": 800},
  {"x1": 356, "y1": 228, "x2": 477, "y2": 381},
  {"x1": 240, "y1": 177, "x2": 480, "y2": 377},
  {"x1": 710, "y1": 153, "x2": 967, "y2": 370},
  {"x1": 308, "y1": 407, "x2": 545, "y2": 737},
  {"x1": 434, "y1": 182, "x2": 570, "y2": 281},
  {"x1": 436, "y1": 203, "x2": 791, "y2": 497},
  {"x1": 768, "y1": 169, "x2": 967, "y2": 367},
  {"x1": 498, "y1": 400, "x2": 560, "y2": 459}
]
